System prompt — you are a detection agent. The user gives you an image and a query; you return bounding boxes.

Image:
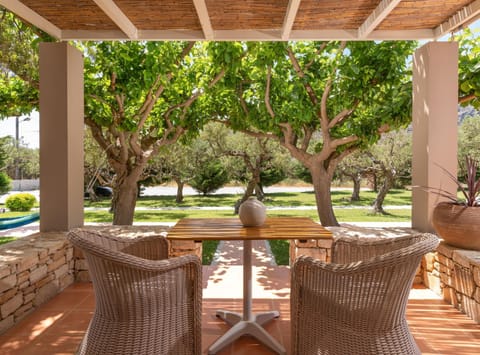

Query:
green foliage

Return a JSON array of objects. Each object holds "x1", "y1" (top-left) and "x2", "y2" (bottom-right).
[
  {"x1": 5, "y1": 193, "x2": 36, "y2": 211},
  {"x1": 202, "y1": 240, "x2": 220, "y2": 265},
  {"x1": 190, "y1": 161, "x2": 230, "y2": 195},
  {"x1": 0, "y1": 237, "x2": 17, "y2": 246},
  {"x1": 0, "y1": 172, "x2": 11, "y2": 194},
  {"x1": 260, "y1": 167, "x2": 286, "y2": 187},
  {"x1": 458, "y1": 114, "x2": 480, "y2": 171},
  {"x1": 268, "y1": 240, "x2": 290, "y2": 265},
  {"x1": 457, "y1": 28, "x2": 480, "y2": 109}
]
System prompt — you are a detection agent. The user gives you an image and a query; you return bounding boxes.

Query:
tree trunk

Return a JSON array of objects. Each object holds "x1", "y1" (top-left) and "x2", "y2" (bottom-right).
[
  {"x1": 111, "y1": 170, "x2": 142, "y2": 225},
  {"x1": 175, "y1": 178, "x2": 184, "y2": 203},
  {"x1": 372, "y1": 172, "x2": 394, "y2": 214},
  {"x1": 351, "y1": 174, "x2": 361, "y2": 201},
  {"x1": 235, "y1": 179, "x2": 256, "y2": 214},
  {"x1": 310, "y1": 165, "x2": 339, "y2": 226}
]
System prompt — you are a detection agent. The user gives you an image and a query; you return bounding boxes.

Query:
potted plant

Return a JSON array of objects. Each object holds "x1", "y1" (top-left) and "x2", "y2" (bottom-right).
[{"x1": 430, "y1": 155, "x2": 480, "y2": 250}]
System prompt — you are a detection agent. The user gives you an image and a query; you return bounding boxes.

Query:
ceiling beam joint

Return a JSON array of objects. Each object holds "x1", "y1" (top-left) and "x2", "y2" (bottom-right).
[
  {"x1": 358, "y1": 0, "x2": 402, "y2": 38},
  {"x1": 93, "y1": 0, "x2": 138, "y2": 39},
  {"x1": 192, "y1": 0, "x2": 214, "y2": 40},
  {"x1": 434, "y1": 0, "x2": 480, "y2": 39},
  {"x1": 281, "y1": 0, "x2": 302, "y2": 40}
]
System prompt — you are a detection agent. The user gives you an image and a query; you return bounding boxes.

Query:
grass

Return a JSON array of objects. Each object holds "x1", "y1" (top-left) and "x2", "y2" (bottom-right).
[
  {"x1": 84, "y1": 207, "x2": 411, "y2": 223},
  {"x1": 2, "y1": 188, "x2": 413, "y2": 264},
  {"x1": 269, "y1": 240, "x2": 290, "y2": 265},
  {"x1": 0, "y1": 236, "x2": 17, "y2": 245},
  {"x1": 202, "y1": 240, "x2": 220, "y2": 265}
]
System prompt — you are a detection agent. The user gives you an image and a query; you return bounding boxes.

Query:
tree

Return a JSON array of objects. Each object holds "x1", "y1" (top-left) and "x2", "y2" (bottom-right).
[
  {"x1": 209, "y1": 41, "x2": 416, "y2": 225},
  {"x1": 0, "y1": 136, "x2": 11, "y2": 193},
  {"x1": 457, "y1": 28, "x2": 480, "y2": 109},
  {"x1": 336, "y1": 150, "x2": 372, "y2": 201},
  {"x1": 0, "y1": 9, "x2": 53, "y2": 118},
  {"x1": 83, "y1": 41, "x2": 230, "y2": 224},
  {"x1": 201, "y1": 122, "x2": 288, "y2": 206},
  {"x1": 368, "y1": 129, "x2": 412, "y2": 213}
]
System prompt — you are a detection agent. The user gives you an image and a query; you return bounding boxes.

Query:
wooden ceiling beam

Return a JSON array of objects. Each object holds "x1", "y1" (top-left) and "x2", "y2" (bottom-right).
[
  {"x1": 192, "y1": 0, "x2": 214, "y2": 40},
  {"x1": 92, "y1": 0, "x2": 138, "y2": 39},
  {"x1": 434, "y1": 0, "x2": 480, "y2": 39},
  {"x1": 281, "y1": 0, "x2": 302, "y2": 40},
  {"x1": 358, "y1": 0, "x2": 402, "y2": 38},
  {"x1": 0, "y1": 0, "x2": 62, "y2": 39}
]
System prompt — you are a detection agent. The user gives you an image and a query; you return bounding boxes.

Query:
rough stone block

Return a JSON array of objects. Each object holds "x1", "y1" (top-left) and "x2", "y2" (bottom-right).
[
  {"x1": 1, "y1": 293, "x2": 23, "y2": 318},
  {"x1": 453, "y1": 265, "x2": 475, "y2": 297},
  {"x1": 0, "y1": 274, "x2": 17, "y2": 294},
  {"x1": 0, "y1": 288, "x2": 18, "y2": 304},
  {"x1": 29, "y1": 265, "x2": 48, "y2": 284},
  {"x1": 0, "y1": 265, "x2": 11, "y2": 279},
  {"x1": 35, "y1": 275, "x2": 55, "y2": 289},
  {"x1": 47, "y1": 256, "x2": 66, "y2": 272},
  {"x1": 453, "y1": 250, "x2": 478, "y2": 269},
  {"x1": 294, "y1": 247, "x2": 327, "y2": 262},
  {"x1": 33, "y1": 281, "x2": 59, "y2": 307},
  {"x1": 17, "y1": 253, "x2": 39, "y2": 273},
  {"x1": 0, "y1": 315, "x2": 14, "y2": 335},
  {"x1": 54, "y1": 264, "x2": 69, "y2": 279},
  {"x1": 14, "y1": 302, "x2": 33, "y2": 318},
  {"x1": 294, "y1": 239, "x2": 317, "y2": 248},
  {"x1": 59, "y1": 274, "x2": 74, "y2": 290},
  {"x1": 24, "y1": 292, "x2": 35, "y2": 304},
  {"x1": 316, "y1": 239, "x2": 333, "y2": 249},
  {"x1": 437, "y1": 243, "x2": 454, "y2": 258}
]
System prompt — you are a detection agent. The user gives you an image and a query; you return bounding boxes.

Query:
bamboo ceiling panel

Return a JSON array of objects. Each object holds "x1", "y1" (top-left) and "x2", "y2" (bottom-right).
[
  {"x1": 293, "y1": 0, "x2": 379, "y2": 30},
  {"x1": 3, "y1": 0, "x2": 479, "y2": 40},
  {"x1": 206, "y1": 0, "x2": 289, "y2": 30},
  {"x1": 115, "y1": 0, "x2": 201, "y2": 30},
  {"x1": 20, "y1": 0, "x2": 119, "y2": 31},
  {"x1": 379, "y1": 0, "x2": 476, "y2": 30}
]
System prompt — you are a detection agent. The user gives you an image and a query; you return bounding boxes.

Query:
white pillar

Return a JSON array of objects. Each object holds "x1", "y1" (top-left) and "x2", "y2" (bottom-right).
[
  {"x1": 412, "y1": 41, "x2": 458, "y2": 232},
  {"x1": 39, "y1": 42, "x2": 84, "y2": 232}
]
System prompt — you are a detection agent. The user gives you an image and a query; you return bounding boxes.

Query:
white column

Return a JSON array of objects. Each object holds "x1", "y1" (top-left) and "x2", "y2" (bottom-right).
[
  {"x1": 412, "y1": 41, "x2": 458, "y2": 232},
  {"x1": 39, "y1": 42, "x2": 84, "y2": 232}
]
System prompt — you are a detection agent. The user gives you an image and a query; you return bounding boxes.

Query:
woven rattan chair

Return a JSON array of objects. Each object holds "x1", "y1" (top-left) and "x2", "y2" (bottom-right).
[
  {"x1": 68, "y1": 228, "x2": 202, "y2": 355},
  {"x1": 291, "y1": 233, "x2": 439, "y2": 355}
]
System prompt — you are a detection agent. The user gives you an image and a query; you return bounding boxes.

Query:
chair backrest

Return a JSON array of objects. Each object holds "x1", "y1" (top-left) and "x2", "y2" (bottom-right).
[
  {"x1": 67, "y1": 228, "x2": 202, "y2": 355},
  {"x1": 291, "y1": 233, "x2": 439, "y2": 355}
]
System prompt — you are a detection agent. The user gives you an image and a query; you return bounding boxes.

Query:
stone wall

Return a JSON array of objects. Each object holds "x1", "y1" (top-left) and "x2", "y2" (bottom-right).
[
  {"x1": 424, "y1": 242, "x2": 480, "y2": 323},
  {"x1": 0, "y1": 226, "x2": 202, "y2": 334},
  {"x1": 0, "y1": 232, "x2": 74, "y2": 334}
]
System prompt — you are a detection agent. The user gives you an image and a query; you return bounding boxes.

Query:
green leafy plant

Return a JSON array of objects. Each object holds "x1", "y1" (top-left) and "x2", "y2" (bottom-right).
[
  {"x1": 5, "y1": 193, "x2": 37, "y2": 211},
  {"x1": 426, "y1": 156, "x2": 480, "y2": 207}
]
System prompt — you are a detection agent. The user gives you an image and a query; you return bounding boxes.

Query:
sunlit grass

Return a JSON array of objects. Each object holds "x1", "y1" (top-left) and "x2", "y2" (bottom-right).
[
  {"x1": 83, "y1": 189, "x2": 412, "y2": 209},
  {"x1": 84, "y1": 207, "x2": 411, "y2": 223}
]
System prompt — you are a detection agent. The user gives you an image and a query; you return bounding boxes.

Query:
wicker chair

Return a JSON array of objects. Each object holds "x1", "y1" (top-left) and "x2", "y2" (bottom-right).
[
  {"x1": 68, "y1": 228, "x2": 202, "y2": 355},
  {"x1": 291, "y1": 233, "x2": 439, "y2": 355}
]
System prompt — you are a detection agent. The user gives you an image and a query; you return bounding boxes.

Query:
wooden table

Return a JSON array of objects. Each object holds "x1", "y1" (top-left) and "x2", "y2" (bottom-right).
[{"x1": 167, "y1": 217, "x2": 332, "y2": 355}]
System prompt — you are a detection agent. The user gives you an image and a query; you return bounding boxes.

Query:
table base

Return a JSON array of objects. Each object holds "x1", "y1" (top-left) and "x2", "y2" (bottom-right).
[{"x1": 208, "y1": 310, "x2": 286, "y2": 354}]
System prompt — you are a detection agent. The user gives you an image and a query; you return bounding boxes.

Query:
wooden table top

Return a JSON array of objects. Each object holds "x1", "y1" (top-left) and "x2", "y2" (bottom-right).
[{"x1": 166, "y1": 217, "x2": 332, "y2": 241}]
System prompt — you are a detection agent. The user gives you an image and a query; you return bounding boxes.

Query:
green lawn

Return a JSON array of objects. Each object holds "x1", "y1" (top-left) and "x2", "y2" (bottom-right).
[
  {"x1": 2, "y1": 188, "x2": 413, "y2": 265},
  {"x1": 84, "y1": 207, "x2": 411, "y2": 224}
]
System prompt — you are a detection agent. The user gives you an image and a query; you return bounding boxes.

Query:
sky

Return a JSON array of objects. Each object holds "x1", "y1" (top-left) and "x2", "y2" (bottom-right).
[
  {"x1": 0, "y1": 111, "x2": 39, "y2": 149},
  {"x1": 0, "y1": 19, "x2": 478, "y2": 150}
]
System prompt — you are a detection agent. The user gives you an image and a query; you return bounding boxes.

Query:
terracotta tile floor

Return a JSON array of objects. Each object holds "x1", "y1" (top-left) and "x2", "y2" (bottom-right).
[{"x1": 1, "y1": 240, "x2": 479, "y2": 354}]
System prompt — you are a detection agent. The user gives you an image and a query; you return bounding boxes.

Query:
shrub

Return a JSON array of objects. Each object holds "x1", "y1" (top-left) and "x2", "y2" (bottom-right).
[
  {"x1": 5, "y1": 193, "x2": 37, "y2": 212},
  {"x1": 190, "y1": 161, "x2": 229, "y2": 195},
  {"x1": 0, "y1": 172, "x2": 11, "y2": 194}
]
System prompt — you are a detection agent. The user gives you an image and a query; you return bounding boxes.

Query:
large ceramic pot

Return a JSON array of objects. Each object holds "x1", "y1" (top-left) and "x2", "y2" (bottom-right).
[
  {"x1": 432, "y1": 201, "x2": 480, "y2": 251},
  {"x1": 238, "y1": 197, "x2": 267, "y2": 227}
]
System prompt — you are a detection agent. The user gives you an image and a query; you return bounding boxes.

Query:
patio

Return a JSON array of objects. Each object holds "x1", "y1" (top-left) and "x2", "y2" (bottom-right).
[{"x1": 1, "y1": 238, "x2": 479, "y2": 355}]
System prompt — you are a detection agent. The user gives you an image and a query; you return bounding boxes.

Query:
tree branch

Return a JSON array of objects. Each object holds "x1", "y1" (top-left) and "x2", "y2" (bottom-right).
[
  {"x1": 287, "y1": 47, "x2": 319, "y2": 107},
  {"x1": 328, "y1": 100, "x2": 359, "y2": 129},
  {"x1": 265, "y1": 65, "x2": 275, "y2": 118}
]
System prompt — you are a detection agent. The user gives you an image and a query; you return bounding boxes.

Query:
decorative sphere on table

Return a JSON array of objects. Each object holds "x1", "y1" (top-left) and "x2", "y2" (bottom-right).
[{"x1": 238, "y1": 197, "x2": 267, "y2": 227}]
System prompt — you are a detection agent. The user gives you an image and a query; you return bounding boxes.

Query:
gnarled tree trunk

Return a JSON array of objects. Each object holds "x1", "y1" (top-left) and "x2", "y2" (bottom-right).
[{"x1": 310, "y1": 164, "x2": 339, "y2": 226}]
